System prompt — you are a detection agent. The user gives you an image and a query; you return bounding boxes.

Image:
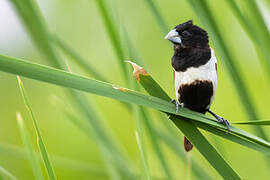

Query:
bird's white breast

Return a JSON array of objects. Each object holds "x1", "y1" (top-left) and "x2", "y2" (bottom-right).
[{"x1": 174, "y1": 48, "x2": 217, "y2": 107}]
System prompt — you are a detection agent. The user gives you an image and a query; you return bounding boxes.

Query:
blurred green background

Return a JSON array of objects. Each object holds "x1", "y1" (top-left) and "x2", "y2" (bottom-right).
[{"x1": 0, "y1": 0, "x2": 270, "y2": 179}]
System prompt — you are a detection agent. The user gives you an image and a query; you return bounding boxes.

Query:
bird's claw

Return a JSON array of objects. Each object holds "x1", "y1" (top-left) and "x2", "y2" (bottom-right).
[
  {"x1": 170, "y1": 99, "x2": 183, "y2": 113},
  {"x1": 217, "y1": 117, "x2": 230, "y2": 132},
  {"x1": 207, "y1": 110, "x2": 230, "y2": 132}
]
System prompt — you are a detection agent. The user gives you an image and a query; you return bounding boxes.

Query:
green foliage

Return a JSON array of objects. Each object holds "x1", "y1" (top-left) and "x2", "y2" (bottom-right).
[
  {"x1": 1, "y1": 54, "x2": 270, "y2": 178},
  {"x1": 2, "y1": 0, "x2": 270, "y2": 179},
  {"x1": 17, "y1": 77, "x2": 57, "y2": 180},
  {"x1": 233, "y1": 120, "x2": 270, "y2": 125}
]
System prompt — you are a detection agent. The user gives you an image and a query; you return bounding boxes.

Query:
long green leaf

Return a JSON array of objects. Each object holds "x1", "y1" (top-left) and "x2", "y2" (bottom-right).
[
  {"x1": 1, "y1": 54, "x2": 269, "y2": 154},
  {"x1": 233, "y1": 120, "x2": 270, "y2": 125},
  {"x1": 17, "y1": 76, "x2": 57, "y2": 180},
  {"x1": 1, "y1": 54, "x2": 251, "y2": 178},
  {"x1": 16, "y1": 112, "x2": 44, "y2": 180}
]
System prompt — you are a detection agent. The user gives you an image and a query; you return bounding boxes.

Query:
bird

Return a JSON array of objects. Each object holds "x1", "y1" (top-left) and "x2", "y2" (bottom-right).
[{"x1": 165, "y1": 20, "x2": 230, "y2": 152}]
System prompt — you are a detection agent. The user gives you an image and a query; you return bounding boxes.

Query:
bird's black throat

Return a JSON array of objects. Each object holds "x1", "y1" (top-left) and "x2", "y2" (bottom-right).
[{"x1": 172, "y1": 45, "x2": 211, "y2": 72}]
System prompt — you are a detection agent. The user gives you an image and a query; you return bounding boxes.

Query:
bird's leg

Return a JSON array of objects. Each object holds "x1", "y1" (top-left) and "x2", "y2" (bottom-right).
[
  {"x1": 207, "y1": 110, "x2": 230, "y2": 132},
  {"x1": 170, "y1": 99, "x2": 184, "y2": 113}
]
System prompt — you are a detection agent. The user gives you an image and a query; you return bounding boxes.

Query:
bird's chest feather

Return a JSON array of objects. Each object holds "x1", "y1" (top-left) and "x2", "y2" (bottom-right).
[{"x1": 174, "y1": 49, "x2": 217, "y2": 112}]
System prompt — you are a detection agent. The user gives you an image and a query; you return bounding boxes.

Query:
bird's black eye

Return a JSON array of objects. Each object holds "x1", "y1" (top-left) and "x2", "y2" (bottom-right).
[{"x1": 182, "y1": 30, "x2": 191, "y2": 37}]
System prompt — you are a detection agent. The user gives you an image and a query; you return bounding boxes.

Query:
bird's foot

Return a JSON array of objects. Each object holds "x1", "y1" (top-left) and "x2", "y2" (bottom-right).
[
  {"x1": 170, "y1": 99, "x2": 184, "y2": 113},
  {"x1": 207, "y1": 110, "x2": 230, "y2": 132},
  {"x1": 216, "y1": 116, "x2": 230, "y2": 132}
]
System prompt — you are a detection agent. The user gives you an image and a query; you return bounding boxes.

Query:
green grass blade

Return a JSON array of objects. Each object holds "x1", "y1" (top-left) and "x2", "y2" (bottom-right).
[
  {"x1": 188, "y1": 0, "x2": 268, "y2": 142},
  {"x1": 0, "y1": 55, "x2": 270, "y2": 154},
  {"x1": 17, "y1": 76, "x2": 57, "y2": 180},
  {"x1": 233, "y1": 120, "x2": 270, "y2": 125},
  {"x1": 93, "y1": 0, "x2": 128, "y2": 81},
  {"x1": 0, "y1": 166, "x2": 17, "y2": 180},
  {"x1": 16, "y1": 112, "x2": 44, "y2": 180}
]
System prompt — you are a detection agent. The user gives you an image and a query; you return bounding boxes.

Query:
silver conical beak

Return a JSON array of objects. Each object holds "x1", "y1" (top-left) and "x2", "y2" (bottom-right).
[{"x1": 164, "y1": 29, "x2": 182, "y2": 44}]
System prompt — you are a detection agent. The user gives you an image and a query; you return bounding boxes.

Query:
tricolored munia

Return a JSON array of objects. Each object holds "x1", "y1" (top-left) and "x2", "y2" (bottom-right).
[{"x1": 165, "y1": 20, "x2": 230, "y2": 152}]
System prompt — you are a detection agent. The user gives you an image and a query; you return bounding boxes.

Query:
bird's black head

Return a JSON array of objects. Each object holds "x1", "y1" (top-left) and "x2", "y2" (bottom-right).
[{"x1": 165, "y1": 20, "x2": 209, "y2": 49}]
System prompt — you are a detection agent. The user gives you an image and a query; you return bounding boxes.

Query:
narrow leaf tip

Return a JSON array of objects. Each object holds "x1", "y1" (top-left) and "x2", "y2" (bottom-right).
[
  {"x1": 17, "y1": 76, "x2": 22, "y2": 84},
  {"x1": 126, "y1": 61, "x2": 149, "y2": 81},
  {"x1": 16, "y1": 112, "x2": 23, "y2": 124}
]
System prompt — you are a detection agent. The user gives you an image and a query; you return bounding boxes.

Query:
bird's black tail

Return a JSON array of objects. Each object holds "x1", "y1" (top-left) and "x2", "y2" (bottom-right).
[{"x1": 184, "y1": 136, "x2": 193, "y2": 152}]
